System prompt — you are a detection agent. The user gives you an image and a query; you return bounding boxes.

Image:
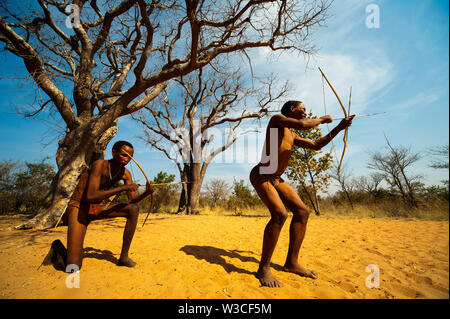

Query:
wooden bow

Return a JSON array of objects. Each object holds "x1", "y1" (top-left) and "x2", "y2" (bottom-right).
[
  {"x1": 122, "y1": 150, "x2": 154, "y2": 227},
  {"x1": 318, "y1": 67, "x2": 351, "y2": 175}
]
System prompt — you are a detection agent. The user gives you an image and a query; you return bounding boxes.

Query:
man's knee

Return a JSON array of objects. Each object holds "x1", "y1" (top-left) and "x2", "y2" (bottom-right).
[
  {"x1": 270, "y1": 208, "x2": 288, "y2": 225},
  {"x1": 126, "y1": 204, "x2": 139, "y2": 218},
  {"x1": 293, "y1": 206, "x2": 310, "y2": 223}
]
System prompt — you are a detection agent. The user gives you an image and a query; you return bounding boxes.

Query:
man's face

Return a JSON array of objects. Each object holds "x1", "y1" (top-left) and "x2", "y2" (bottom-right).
[
  {"x1": 291, "y1": 103, "x2": 307, "y2": 119},
  {"x1": 112, "y1": 145, "x2": 134, "y2": 166}
]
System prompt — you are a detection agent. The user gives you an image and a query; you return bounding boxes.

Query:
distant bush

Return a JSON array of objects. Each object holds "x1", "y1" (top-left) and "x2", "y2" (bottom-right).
[
  {"x1": 131, "y1": 171, "x2": 179, "y2": 214},
  {"x1": 226, "y1": 179, "x2": 262, "y2": 215},
  {"x1": 0, "y1": 158, "x2": 55, "y2": 215},
  {"x1": 323, "y1": 183, "x2": 448, "y2": 220}
]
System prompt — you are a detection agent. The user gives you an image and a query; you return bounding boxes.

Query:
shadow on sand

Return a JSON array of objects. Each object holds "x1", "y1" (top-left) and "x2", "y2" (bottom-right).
[
  {"x1": 83, "y1": 246, "x2": 118, "y2": 265},
  {"x1": 180, "y1": 245, "x2": 285, "y2": 280}
]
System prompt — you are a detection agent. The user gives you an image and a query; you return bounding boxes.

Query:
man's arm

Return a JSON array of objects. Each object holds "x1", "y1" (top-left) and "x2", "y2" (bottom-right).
[
  {"x1": 271, "y1": 114, "x2": 332, "y2": 130},
  {"x1": 86, "y1": 160, "x2": 137, "y2": 203},
  {"x1": 294, "y1": 116, "x2": 355, "y2": 150},
  {"x1": 123, "y1": 169, "x2": 154, "y2": 204}
]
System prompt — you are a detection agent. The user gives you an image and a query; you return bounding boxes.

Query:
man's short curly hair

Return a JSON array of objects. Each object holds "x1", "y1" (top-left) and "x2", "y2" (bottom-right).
[
  {"x1": 281, "y1": 100, "x2": 303, "y2": 116},
  {"x1": 112, "y1": 140, "x2": 133, "y2": 153}
]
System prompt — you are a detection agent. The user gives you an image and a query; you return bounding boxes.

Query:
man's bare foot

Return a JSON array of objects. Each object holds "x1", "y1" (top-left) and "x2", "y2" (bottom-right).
[
  {"x1": 283, "y1": 263, "x2": 317, "y2": 279},
  {"x1": 117, "y1": 256, "x2": 136, "y2": 267},
  {"x1": 256, "y1": 266, "x2": 282, "y2": 288}
]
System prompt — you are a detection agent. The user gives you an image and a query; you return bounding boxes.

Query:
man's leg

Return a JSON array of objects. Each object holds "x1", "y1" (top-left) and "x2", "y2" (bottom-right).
[
  {"x1": 94, "y1": 203, "x2": 139, "y2": 267},
  {"x1": 250, "y1": 169, "x2": 288, "y2": 287},
  {"x1": 276, "y1": 182, "x2": 317, "y2": 279},
  {"x1": 66, "y1": 206, "x2": 88, "y2": 270}
]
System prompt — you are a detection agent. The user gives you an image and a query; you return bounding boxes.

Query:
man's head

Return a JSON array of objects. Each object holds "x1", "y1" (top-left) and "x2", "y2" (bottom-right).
[
  {"x1": 281, "y1": 100, "x2": 306, "y2": 119},
  {"x1": 112, "y1": 140, "x2": 134, "y2": 166}
]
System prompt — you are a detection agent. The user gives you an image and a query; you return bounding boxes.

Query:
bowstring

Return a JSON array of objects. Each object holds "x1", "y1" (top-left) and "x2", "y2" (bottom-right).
[
  {"x1": 129, "y1": 161, "x2": 136, "y2": 183},
  {"x1": 128, "y1": 160, "x2": 151, "y2": 224},
  {"x1": 129, "y1": 161, "x2": 144, "y2": 189},
  {"x1": 322, "y1": 75, "x2": 339, "y2": 162}
]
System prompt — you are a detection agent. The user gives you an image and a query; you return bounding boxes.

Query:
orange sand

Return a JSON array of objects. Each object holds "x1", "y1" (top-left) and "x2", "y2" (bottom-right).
[{"x1": 0, "y1": 214, "x2": 448, "y2": 299}]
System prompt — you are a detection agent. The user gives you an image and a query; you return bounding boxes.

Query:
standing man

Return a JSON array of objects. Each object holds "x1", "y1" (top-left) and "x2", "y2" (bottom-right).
[
  {"x1": 250, "y1": 101, "x2": 354, "y2": 287},
  {"x1": 66, "y1": 140, "x2": 153, "y2": 269}
]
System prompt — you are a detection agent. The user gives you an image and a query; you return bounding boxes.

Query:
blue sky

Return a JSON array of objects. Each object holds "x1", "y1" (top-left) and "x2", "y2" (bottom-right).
[{"x1": 0, "y1": 0, "x2": 449, "y2": 192}]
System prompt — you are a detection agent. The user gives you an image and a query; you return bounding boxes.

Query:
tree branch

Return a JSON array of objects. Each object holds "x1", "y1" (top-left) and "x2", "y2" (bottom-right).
[{"x1": 0, "y1": 16, "x2": 78, "y2": 129}]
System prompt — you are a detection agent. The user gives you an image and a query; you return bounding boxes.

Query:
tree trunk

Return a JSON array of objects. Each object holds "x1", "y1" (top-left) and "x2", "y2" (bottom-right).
[
  {"x1": 15, "y1": 123, "x2": 117, "y2": 229},
  {"x1": 342, "y1": 185, "x2": 354, "y2": 210},
  {"x1": 300, "y1": 182, "x2": 320, "y2": 216},
  {"x1": 187, "y1": 162, "x2": 204, "y2": 214},
  {"x1": 177, "y1": 167, "x2": 188, "y2": 214},
  {"x1": 176, "y1": 162, "x2": 205, "y2": 215},
  {"x1": 391, "y1": 174, "x2": 410, "y2": 205},
  {"x1": 399, "y1": 168, "x2": 419, "y2": 207},
  {"x1": 313, "y1": 190, "x2": 321, "y2": 216},
  {"x1": 306, "y1": 165, "x2": 321, "y2": 216}
]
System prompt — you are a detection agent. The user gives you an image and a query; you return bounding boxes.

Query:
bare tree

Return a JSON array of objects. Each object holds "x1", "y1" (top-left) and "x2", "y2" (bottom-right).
[
  {"x1": 134, "y1": 63, "x2": 289, "y2": 213},
  {"x1": 0, "y1": 159, "x2": 20, "y2": 192},
  {"x1": 330, "y1": 162, "x2": 354, "y2": 209},
  {"x1": 352, "y1": 172, "x2": 384, "y2": 201},
  {"x1": 367, "y1": 136, "x2": 422, "y2": 207},
  {"x1": 428, "y1": 144, "x2": 449, "y2": 189},
  {"x1": 0, "y1": 0, "x2": 331, "y2": 228},
  {"x1": 428, "y1": 144, "x2": 449, "y2": 170},
  {"x1": 204, "y1": 178, "x2": 229, "y2": 208}
]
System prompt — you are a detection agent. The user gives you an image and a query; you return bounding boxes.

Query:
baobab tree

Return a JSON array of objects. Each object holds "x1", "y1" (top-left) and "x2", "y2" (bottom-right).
[{"x1": 0, "y1": 0, "x2": 331, "y2": 228}]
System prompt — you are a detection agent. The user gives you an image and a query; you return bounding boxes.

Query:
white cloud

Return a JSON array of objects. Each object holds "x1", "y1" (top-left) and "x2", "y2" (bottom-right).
[
  {"x1": 391, "y1": 92, "x2": 439, "y2": 112},
  {"x1": 249, "y1": 48, "x2": 395, "y2": 119},
  {"x1": 243, "y1": 0, "x2": 396, "y2": 119}
]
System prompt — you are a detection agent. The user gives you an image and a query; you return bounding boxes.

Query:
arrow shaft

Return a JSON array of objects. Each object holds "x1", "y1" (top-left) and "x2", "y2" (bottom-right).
[
  {"x1": 333, "y1": 112, "x2": 386, "y2": 121},
  {"x1": 137, "y1": 181, "x2": 189, "y2": 187}
]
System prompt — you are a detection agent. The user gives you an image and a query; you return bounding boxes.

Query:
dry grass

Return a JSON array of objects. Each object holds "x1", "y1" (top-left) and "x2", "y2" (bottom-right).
[
  {"x1": 187, "y1": 200, "x2": 449, "y2": 221},
  {"x1": 153, "y1": 192, "x2": 449, "y2": 221},
  {"x1": 200, "y1": 205, "x2": 270, "y2": 217},
  {"x1": 318, "y1": 201, "x2": 449, "y2": 221}
]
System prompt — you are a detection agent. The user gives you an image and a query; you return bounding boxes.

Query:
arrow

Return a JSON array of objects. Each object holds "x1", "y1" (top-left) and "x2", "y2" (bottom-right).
[
  {"x1": 136, "y1": 181, "x2": 190, "y2": 187},
  {"x1": 332, "y1": 112, "x2": 386, "y2": 121}
]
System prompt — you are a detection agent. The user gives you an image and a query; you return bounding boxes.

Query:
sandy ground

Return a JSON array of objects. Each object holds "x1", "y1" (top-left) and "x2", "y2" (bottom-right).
[{"x1": 0, "y1": 213, "x2": 448, "y2": 299}]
